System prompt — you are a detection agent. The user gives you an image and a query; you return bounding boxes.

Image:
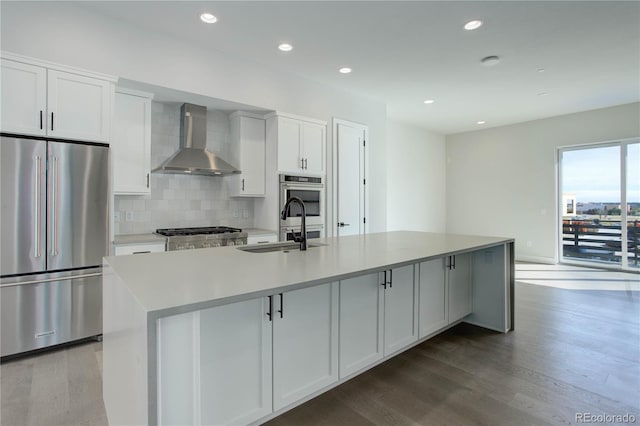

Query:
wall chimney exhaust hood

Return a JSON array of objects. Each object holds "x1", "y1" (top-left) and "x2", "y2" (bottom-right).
[{"x1": 152, "y1": 103, "x2": 240, "y2": 176}]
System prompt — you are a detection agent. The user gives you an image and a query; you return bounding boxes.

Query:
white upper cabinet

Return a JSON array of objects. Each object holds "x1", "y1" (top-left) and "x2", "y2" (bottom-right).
[
  {"x1": 230, "y1": 112, "x2": 266, "y2": 197},
  {"x1": 0, "y1": 55, "x2": 115, "y2": 143},
  {"x1": 0, "y1": 59, "x2": 46, "y2": 136},
  {"x1": 268, "y1": 112, "x2": 326, "y2": 175},
  {"x1": 112, "y1": 89, "x2": 153, "y2": 194},
  {"x1": 301, "y1": 121, "x2": 325, "y2": 174},
  {"x1": 47, "y1": 70, "x2": 112, "y2": 143}
]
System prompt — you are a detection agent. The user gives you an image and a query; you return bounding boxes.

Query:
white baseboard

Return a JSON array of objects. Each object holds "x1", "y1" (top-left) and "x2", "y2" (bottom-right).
[{"x1": 516, "y1": 255, "x2": 556, "y2": 264}]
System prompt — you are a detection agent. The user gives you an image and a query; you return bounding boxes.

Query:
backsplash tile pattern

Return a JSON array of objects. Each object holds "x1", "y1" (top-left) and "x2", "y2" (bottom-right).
[{"x1": 113, "y1": 102, "x2": 253, "y2": 235}]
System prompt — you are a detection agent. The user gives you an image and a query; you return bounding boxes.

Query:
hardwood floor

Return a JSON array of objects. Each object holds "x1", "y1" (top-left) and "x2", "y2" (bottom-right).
[{"x1": 1, "y1": 281, "x2": 638, "y2": 426}]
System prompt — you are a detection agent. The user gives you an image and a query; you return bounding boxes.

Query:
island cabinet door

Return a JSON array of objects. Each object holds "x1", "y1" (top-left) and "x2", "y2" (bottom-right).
[
  {"x1": 272, "y1": 282, "x2": 339, "y2": 411},
  {"x1": 448, "y1": 253, "x2": 473, "y2": 323},
  {"x1": 418, "y1": 258, "x2": 448, "y2": 338},
  {"x1": 156, "y1": 297, "x2": 273, "y2": 426},
  {"x1": 383, "y1": 265, "x2": 419, "y2": 357},
  {"x1": 339, "y1": 272, "x2": 384, "y2": 379}
]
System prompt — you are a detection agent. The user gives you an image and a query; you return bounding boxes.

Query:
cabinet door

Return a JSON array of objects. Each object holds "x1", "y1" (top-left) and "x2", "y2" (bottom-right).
[
  {"x1": 448, "y1": 253, "x2": 473, "y2": 323},
  {"x1": 0, "y1": 59, "x2": 46, "y2": 136},
  {"x1": 199, "y1": 298, "x2": 273, "y2": 425},
  {"x1": 276, "y1": 117, "x2": 302, "y2": 172},
  {"x1": 239, "y1": 116, "x2": 266, "y2": 196},
  {"x1": 113, "y1": 92, "x2": 151, "y2": 194},
  {"x1": 339, "y1": 273, "x2": 384, "y2": 378},
  {"x1": 383, "y1": 265, "x2": 418, "y2": 356},
  {"x1": 273, "y1": 282, "x2": 338, "y2": 411},
  {"x1": 301, "y1": 121, "x2": 325, "y2": 174},
  {"x1": 47, "y1": 70, "x2": 112, "y2": 142},
  {"x1": 157, "y1": 298, "x2": 273, "y2": 426},
  {"x1": 418, "y1": 258, "x2": 448, "y2": 338}
]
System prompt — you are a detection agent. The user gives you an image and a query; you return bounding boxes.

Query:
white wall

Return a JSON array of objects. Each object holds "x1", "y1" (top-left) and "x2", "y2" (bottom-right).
[
  {"x1": 0, "y1": 1, "x2": 388, "y2": 233},
  {"x1": 387, "y1": 120, "x2": 446, "y2": 232},
  {"x1": 446, "y1": 102, "x2": 640, "y2": 263}
]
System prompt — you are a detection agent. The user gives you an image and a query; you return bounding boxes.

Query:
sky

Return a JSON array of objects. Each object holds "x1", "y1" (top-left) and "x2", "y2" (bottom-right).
[{"x1": 562, "y1": 143, "x2": 640, "y2": 203}]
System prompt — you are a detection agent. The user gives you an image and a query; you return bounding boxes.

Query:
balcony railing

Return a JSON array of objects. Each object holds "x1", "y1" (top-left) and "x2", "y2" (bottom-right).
[{"x1": 562, "y1": 219, "x2": 639, "y2": 267}]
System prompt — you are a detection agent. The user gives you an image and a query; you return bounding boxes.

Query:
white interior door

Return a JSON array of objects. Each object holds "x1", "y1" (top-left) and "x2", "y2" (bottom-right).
[{"x1": 334, "y1": 119, "x2": 368, "y2": 236}]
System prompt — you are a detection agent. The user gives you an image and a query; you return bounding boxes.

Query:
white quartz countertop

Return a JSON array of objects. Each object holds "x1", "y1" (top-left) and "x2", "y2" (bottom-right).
[{"x1": 104, "y1": 231, "x2": 513, "y2": 317}]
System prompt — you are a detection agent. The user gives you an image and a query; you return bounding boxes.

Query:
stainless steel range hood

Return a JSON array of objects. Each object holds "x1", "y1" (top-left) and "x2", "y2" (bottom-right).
[{"x1": 152, "y1": 103, "x2": 240, "y2": 176}]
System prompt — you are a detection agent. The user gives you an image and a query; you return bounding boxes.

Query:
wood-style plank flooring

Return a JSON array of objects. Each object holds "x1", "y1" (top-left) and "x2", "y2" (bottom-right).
[{"x1": 1, "y1": 281, "x2": 639, "y2": 426}]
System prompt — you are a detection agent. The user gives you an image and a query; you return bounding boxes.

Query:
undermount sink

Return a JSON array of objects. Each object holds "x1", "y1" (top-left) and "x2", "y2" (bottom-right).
[{"x1": 237, "y1": 241, "x2": 327, "y2": 253}]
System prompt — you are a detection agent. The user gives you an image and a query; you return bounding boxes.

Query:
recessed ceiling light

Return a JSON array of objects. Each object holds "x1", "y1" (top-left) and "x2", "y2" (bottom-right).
[
  {"x1": 477, "y1": 121, "x2": 486, "y2": 125},
  {"x1": 423, "y1": 99, "x2": 435, "y2": 104},
  {"x1": 339, "y1": 67, "x2": 352, "y2": 74},
  {"x1": 464, "y1": 20, "x2": 483, "y2": 30},
  {"x1": 537, "y1": 92, "x2": 549, "y2": 96},
  {"x1": 537, "y1": 68, "x2": 545, "y2": 73},
  {"x1": 278, "y1": 43, "x2": 293, "y2": 52},
  {"x1": 481, "y1": 56, "x2": 500, "y2": 67},
  {"x1": 200, "y1": 13, "x2": 217, "y2": 24}
]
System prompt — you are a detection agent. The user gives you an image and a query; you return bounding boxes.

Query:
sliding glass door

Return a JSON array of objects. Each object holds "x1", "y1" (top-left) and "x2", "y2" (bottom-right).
[{"x1": 559, "y1": 139, "x2": 639, "y2": 271}]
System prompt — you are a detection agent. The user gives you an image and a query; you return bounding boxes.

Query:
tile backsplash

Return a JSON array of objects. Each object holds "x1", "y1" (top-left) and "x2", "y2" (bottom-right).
[{"x1": 113, "y1": 102, "x2": 253, "y2": 235}]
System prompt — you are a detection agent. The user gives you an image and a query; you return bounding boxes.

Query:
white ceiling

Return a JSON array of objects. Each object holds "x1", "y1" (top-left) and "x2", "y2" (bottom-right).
[{"x1": 80, "y1": 1, "x2": 639, "y2": 134}]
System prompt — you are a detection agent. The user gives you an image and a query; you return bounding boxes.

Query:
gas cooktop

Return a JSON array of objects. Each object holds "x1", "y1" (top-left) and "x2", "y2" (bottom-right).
[
  {"x1": 155, "y1": 227, "x2": 248, "y2": 251},
  {"x1": 155, "y1": 226, "x2": 242, "y2": 237}
]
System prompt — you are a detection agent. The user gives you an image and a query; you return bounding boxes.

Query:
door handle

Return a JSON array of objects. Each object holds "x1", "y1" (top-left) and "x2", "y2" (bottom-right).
[
  {"x1": 387, "y1": 269, "x2": 393, "y2": 288},
  {"x1": 34, "y1": 156, "x2": 42, "y2": 258},
  {"x1": 381, "y1": 270, "x2": 387, "y2": 289},
  {"x1": 267, "y1": 295, "x2": 273, "y2": 321},
  {"x1": 278, "y1": 293, "x2": 284, "y2": 318},
  {"x1": 50, "y1": 155, "x2": 58, "y2": 256},
  {"x1": 337, "y1": 222, "x2": 350, "y2": 227}
]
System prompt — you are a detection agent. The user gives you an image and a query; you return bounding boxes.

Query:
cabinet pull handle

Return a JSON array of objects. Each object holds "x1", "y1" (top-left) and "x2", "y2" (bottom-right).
[
  {"x1": 267, "y1": 295, "x2": 273, "y2": 321},
  {"x1": 452, "y1": 255, "x2": 456, "y2": 270},
  {"x1": 278, "y1": 293, "x2": 284, "y2": 318},
  {"x1": 146, "y1": 173, "x2": 150, "y2": 188},
  {"x1": 132, "y1": 251, "x2": 151, "y2": 254},
  {"x1": 39, "y1": 111, "x2": 43, "y2": 130},
  {"x1": 51, "y1": 112, "x2": 54, "y2": 131},
  {"x1": 303, "y1": 158, "x2": 307, "y2": 169},
  {"x1": 242, "y1": 178, "x2": 245, "y2": 191},
  {"x1": 388, "y1": 269, "x2": 393, "y2": 288},
  {"x1": 300, "y1": 158, "x2": 304, "y2": 169},
  {"x1": 381, "y1": 270, "x2": 387, "y2": 289},
  {"x1": 446, "y1": 256, "x2": 452, "y2": 270}
]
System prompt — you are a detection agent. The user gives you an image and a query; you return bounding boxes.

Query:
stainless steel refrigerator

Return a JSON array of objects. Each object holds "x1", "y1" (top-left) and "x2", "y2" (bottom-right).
[{"x1": 1, "y1": 135, "x2": 108, "y2": 357}]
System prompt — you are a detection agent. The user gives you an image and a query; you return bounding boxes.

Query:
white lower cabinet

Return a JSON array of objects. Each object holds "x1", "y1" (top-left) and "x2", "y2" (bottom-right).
[
  {"x1": 418, "y1": 258, "x2": 448, "y2": 338},
  {"x1": 273, "y1": 282, "x2": 339, "y2": 411},
  {"x1": 157, "y1": 298, "x2": 272, "y2": 426},
  {"x1": 383, "y1": 265, "x2": 419, "y2": 356},
  {"x1": 448, "y1": 253, "x2": 473, "y2": 323},
  {"x1": 338, "y1": 273, "x2": 384, "y2": 378}
]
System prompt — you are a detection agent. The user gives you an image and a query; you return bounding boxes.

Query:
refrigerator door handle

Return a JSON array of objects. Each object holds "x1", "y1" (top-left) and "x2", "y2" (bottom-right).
[
  {"x1": 34, "y1": 156, "x2": 42, "y2": 258},
  {"x1": 0, "y1": 272, "x2": 102, "y2": 288},
  {"x1": 50, "y1": 155, "x2": 58, "y2": 257}
]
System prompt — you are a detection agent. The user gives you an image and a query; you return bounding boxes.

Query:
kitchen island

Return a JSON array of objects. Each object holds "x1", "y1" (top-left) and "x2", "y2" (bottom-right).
[{"x1": 103, "y1": 231, "x2": 514, "y2": 426}]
